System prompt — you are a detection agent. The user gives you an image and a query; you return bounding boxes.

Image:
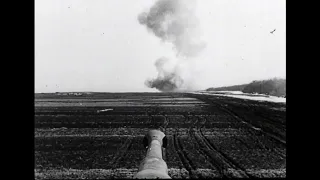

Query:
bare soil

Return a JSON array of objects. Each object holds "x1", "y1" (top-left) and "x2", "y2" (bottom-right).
[{"x1": 35, "y1": 92, "x2": 286, "y2": 178}]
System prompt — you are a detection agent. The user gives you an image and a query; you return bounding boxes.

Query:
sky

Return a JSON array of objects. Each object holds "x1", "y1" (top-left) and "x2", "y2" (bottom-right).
[{"x1": 35, "y1": 0, "x2": 286, "y2": 93}]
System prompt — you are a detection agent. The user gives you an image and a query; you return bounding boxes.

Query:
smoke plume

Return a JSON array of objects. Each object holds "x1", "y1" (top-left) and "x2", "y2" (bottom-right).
[
  {"x1": 139, "y1": 0, "x2": 206, "y2": 91},
  {"x1": 145, "y1": 57, "x2": 183, "y2": 92}
]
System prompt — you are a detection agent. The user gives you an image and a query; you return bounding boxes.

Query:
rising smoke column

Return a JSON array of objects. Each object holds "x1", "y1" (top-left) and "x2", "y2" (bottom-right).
[
  {"x1": 144, "y1": 57, "x2": 183, "y2": 92},
  {"x1": 138, "y1": 0, "x2": 206, "y2": 91}
]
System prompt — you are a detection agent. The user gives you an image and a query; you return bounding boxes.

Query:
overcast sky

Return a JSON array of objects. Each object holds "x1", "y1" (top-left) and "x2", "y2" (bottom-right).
[{"x1": 35, "y1": 0, "x2": 285, "y2": 93}]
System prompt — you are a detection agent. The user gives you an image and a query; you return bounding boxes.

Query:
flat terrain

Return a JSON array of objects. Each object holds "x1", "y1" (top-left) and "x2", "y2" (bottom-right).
[{"x1": 35, "y1": 92, "x2": 286, "y2": 179}]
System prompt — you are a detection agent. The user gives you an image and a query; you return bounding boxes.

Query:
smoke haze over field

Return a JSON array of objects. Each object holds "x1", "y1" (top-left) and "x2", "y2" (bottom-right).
[
  {"x1": 139, "y1": 0, "x2": 206, "y2": 91},
  {"x1": 138, "y1": 0, "x2": 206, "y2": 57}
]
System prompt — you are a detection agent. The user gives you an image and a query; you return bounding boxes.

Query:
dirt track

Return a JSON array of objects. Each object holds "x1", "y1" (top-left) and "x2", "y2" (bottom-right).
[{"x1": 35, "y1": 92, "x2": 286, "y2": 179}]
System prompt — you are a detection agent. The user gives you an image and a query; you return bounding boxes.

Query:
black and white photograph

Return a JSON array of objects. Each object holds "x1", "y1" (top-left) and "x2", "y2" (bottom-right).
[{"x1": 35, "y1": 0, "x2": 286, "y2": 178}]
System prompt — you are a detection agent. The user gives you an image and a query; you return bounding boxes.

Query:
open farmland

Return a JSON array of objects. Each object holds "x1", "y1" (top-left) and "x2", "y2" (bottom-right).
[{"x1": 35, "y1": 92, "x2": 286, "y2": 179}]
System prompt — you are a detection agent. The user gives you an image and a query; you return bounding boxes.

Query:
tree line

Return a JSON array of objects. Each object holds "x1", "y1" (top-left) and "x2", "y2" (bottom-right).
[{"x1": 206, "y1": 78, "x2": 286, "y2": 97}]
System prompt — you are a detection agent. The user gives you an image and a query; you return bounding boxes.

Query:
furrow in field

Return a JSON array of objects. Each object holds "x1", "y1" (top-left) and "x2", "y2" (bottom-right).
[
  {"x1": 210, "y1": 99, "x2": 286, "y2": 145},
  {"x1": 109, "y1": 137, "x2": 133, "y2": 168},
  {"x1": 172, "y1": 132, "x2": 192, "y2": 179},
  {"x1": 36, "y1": 168, "x2": 284, "y2": 179}
]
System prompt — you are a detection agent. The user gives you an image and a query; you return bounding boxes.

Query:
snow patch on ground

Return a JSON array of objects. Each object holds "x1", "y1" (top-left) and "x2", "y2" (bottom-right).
[
  {"x1": 192, "y1": 91, "x2": 286, "y2": 103},
  {"x1": 97, "y1": 109, "x2": 113, "y2": 113},
  {"x1": 205, "y1": 91, "x2": 244, "y2": 95}
]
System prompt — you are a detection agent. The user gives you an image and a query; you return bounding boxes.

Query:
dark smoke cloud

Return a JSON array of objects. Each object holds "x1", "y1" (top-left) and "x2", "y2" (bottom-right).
[
  {"x1": 139, "y1": 0, "x2": 206, "y2": 92},
  {"x1": 138, "y1": 0, "x2": 206, "y2": 57},
  {"x1": 145, "y1": 57, "x2": 183, "y2": 92}
]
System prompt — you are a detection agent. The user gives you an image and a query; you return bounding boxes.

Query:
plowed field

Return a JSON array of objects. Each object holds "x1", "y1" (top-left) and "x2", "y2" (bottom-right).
[{"x1": 35, "y1": 92, "x2": 286, "y2": 179}]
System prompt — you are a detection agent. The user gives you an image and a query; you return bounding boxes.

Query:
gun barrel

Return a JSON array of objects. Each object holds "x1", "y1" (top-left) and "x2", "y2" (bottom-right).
[{"x1": 134, "y1": 130, "x2": 171, "y2": 179}]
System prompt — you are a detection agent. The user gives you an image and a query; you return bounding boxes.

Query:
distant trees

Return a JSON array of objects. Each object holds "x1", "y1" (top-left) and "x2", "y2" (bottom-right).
[
  {"x1": 242, "y1": 78, "x2": 286, "y2": 97},
  {"x1": 206, "y1": 78, "x2": 286, "y2": 97},
  {"x1": 206, "y1": 84, "x2": 248, "y2": 91}
]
